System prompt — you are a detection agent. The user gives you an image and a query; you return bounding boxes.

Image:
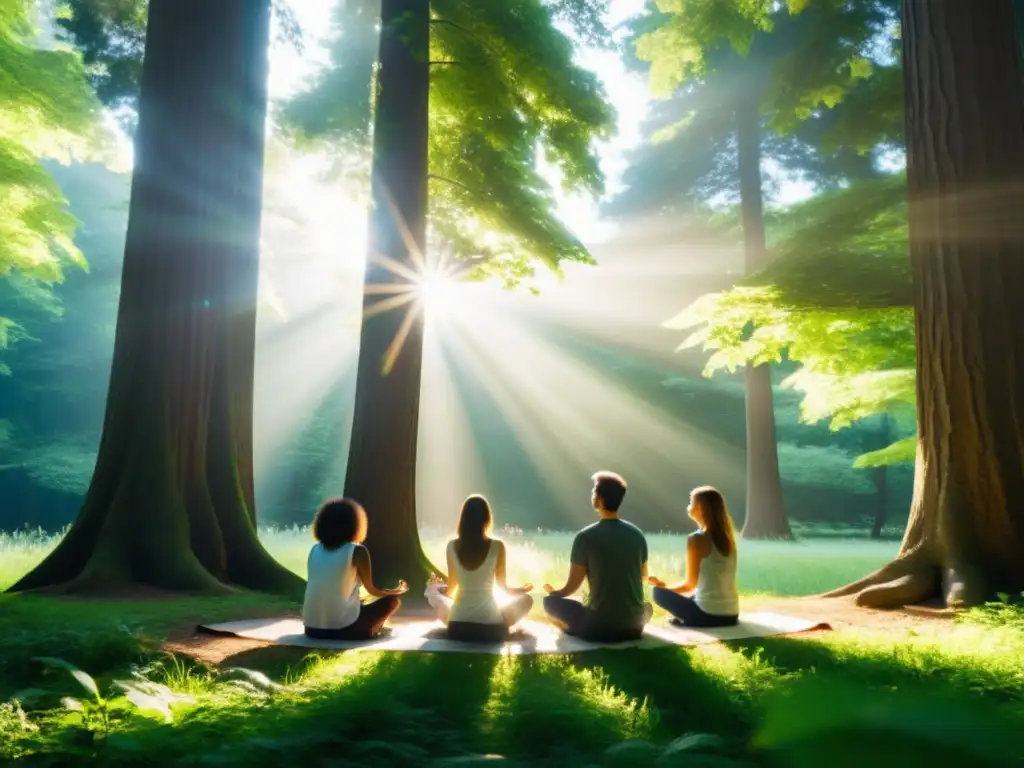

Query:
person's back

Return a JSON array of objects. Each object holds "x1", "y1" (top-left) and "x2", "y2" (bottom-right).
[
  {"x1": 573, "y1": 518, "x2": 648, "y2": 636},
  {"x1": 693, "y1": 541, "x2": 738, "y2": 616},
  {"x1": 302, "y1": 541, "x2": 361, "y2": 629},
  {"x1": 447, "y1": 539, "x2": 503, "y2": 625},
  {"x1": 647, "y1": 486, "x2": 740, "y2": 628},
  {"x1": 543, "y1": 471, "x2": 653, "y2": 642},
  {"x1": 425, "y1": 496, "x2": 535, "y2": 642}
]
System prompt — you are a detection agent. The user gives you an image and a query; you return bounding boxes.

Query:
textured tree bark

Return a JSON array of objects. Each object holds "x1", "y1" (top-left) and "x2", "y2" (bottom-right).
[
  {"x1": 736, "y1": 90, "x2": 793, "y2": 540},
  {"x1": 827, "y1": 0, "x2": 1024, "y2": 608},
  {"x1": 9, "y1": 0, "x2": 301, "y2": 596},
  {"x1": 870, "y1": 415, "x2": 889, "y2": 540},
  {"x1": 343, "y1": 0, "x2": 436, "y2": 602}
]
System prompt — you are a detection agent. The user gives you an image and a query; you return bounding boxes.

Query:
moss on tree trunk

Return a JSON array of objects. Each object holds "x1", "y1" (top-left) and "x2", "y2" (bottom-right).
[
  {"x1": 8, "y1": 0, "x2": 301, "y2": 597},
  {"x1": 828, "y1": 0, "x2": 1024, "y2": 608},
  {"x1": 343, "y1": 0, "x2": 436, "y2": 604},
  {"x1": 736, "y1": 89, "x2": 792, "y2": 541}
]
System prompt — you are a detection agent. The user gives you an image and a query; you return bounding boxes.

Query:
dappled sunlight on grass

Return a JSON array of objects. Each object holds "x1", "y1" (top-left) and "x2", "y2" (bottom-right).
[
  {"x1": 1, "y1": 590, "x2": 1022, "y2": 765},
  {"x1": 480, "y1": 655, "x2": 655, "y2": 758},
  {"x1": 0, "y1": 528, "x2": 61, "y2": 591},
  {"x1": 4, "y1": 528, "x2": 1023, "y2": 765},
  {"x1": 749, "y1": 619, "x2": 1024, "y2": 703}
]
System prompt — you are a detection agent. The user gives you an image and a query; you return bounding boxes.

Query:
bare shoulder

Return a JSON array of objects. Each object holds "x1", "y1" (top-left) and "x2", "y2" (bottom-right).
[
  {"x1": 352, "y1": 543, "x2": 369, "y2": 563},
  {"x1": 688, "y1": 531, "x2": 712, "y2": 554}
]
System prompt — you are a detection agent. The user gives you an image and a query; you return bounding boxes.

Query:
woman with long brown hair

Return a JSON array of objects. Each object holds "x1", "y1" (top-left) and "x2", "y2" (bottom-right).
[
  {"x1": 426, "y1": 494, "x2": 534, "y2": 641},
  {"x1": 647, "y1": 486, "x2": 739, "y2": 627}
]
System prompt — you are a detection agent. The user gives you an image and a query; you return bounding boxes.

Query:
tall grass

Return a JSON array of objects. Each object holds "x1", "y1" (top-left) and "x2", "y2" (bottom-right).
[
  {"x1": 0, "y1": 527, "x2": 63, "y2": 591},
  {"x1": 1, "y1": 525, "x2": 899, "y2": 596},
  {"x1": 266, "y1": 524, "x2": 899, "y2": 599}
]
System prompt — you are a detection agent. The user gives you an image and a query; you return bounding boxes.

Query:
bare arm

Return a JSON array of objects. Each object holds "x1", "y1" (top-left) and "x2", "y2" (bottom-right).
[
  {"x1": 649, "y1": 534, "x2": 707, "y2": 594},
  {"x1": 445, "y1": 544, "x2": 459, "y2": 597},
  {"x1": 543, "y1": 563, "x2": 586, "y2": 599},
  {"x1": 353, "y1": 545, "x2": 407, "y2": 598},
  {"x1": 495, "y1": 541, "x2": 533, "y2": 594}
]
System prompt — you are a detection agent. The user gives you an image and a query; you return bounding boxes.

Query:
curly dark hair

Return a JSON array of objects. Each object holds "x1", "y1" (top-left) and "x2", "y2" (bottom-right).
[{"x1": 312, "y1": 498, "x2": 368, "y2": 550}]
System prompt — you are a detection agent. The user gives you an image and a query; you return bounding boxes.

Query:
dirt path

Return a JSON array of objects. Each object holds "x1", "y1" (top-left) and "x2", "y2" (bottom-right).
[{"x1": 162, "y1": 596, "x2": 955, "y2": 667}]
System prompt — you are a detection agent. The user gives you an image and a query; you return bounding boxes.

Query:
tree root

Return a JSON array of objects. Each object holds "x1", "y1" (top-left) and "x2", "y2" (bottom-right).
[{"x1": 821, "y1": 554, "x2": 939, "y2": 609}]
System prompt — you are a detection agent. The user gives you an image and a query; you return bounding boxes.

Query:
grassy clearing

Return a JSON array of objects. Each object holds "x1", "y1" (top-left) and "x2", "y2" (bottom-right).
[
  {"x1": 3, "y1": 532, "x2": 1024, "y2": 766},
  {"x1": 2, "y1": 524, "x2": 900, "y2": 598}
]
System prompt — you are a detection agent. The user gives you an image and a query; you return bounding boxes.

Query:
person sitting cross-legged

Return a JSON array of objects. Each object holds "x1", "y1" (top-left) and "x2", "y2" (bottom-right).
[
  {"x1": 648, "y1": 486, "x2": 739, "y2": 628},
  {"x1": 542, "y1": 471, "x2": 653, "y2": 642},
  {"x1": 425, "y1": 494, "x2": 534, "y2": 643},
  {"x1": 302, "y1": 497, "x2": 408, "y2": 640}
]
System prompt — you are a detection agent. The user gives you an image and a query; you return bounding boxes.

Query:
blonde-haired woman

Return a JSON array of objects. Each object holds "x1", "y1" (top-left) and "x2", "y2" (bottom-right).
[{"x1": 648, "y1": 486, "x2": 739, "y2": 627}]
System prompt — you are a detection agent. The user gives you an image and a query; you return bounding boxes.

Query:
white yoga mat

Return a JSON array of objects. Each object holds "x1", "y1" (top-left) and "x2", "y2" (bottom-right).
[{"x1": 197, "y1": 612, "x2": 829, "y2": 655}]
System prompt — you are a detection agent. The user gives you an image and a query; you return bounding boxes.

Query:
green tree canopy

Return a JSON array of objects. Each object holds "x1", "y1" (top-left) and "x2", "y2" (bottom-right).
[
  {"x1": 281, "y1": 0, "x2": 615, "y2": 287},
  {"x1": 605, "y1": 0, "x2": 899, "y2": 220},
  {"x1": 0, "y1": 0, "x2": 102, "y2": 375},
  {"x1": 667, "y1": 176, "x2": 915, "y2": 466},
  {"x1": 56, "y1": 0, "x2": 616, "y2": 285},
  {"x1": 616, "y1": 0, "x2": 912, "y2": 467},
  {"x1": 56, "y1": 0, "x2": 303, "y2": 132}
]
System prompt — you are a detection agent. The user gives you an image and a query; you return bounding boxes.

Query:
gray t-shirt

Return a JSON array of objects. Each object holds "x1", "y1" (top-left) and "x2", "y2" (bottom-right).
[{"x1": 570, "y1": 518, "x2": 648, "y2": 631}]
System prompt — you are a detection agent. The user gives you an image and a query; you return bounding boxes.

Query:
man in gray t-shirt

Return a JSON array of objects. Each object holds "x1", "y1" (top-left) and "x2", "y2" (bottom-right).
[{"x1": 543, "y1": 471, "x2": 653, "y2": 641}]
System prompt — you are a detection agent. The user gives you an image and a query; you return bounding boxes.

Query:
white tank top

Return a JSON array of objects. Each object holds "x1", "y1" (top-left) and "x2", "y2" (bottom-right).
[
  {"x1": 302, "y1": 542, "x2": 362, "y2": 629},
  {"x1": 447, "y1": 539, "x2": 503, "y2": 625},
  {"x1": 694, "y1": 540, "x2": 739, "y2": 616}
]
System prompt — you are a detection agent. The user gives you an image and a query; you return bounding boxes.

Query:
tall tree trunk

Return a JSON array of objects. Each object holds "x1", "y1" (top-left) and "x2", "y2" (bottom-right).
[
  {"x1": 870, "y1": 414, "x2": 889, "y2": 540},
  {"x1": 735, "y1": 90, "x2": 793, "y2": 541},
  {"x1": 827, "y1": 0, "x2": 1024, "y2": 608},
  {"x1": 343, "y1": 0, "x2": 435, "y2": 600},
  {"x1": 9, "y1": 0, "x2": 301, "y2": 596}
]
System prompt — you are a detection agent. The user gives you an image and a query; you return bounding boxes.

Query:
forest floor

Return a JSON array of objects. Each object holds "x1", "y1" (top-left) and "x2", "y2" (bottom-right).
[
  {"x1": 161, "y1": 594, "x2": 953, "y2": 666},
  {"x1": 3, "y1": 534, "x2": 1023, "y2": 767}
]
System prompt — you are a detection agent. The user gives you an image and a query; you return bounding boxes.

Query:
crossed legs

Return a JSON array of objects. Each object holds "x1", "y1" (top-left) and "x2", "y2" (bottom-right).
[{"x1": 542, "y1": 596, "x2": 653, "y2": 641}]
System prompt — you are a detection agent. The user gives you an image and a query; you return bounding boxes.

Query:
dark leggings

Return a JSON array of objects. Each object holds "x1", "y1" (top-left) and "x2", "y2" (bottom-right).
[
  {"x1": 304, "y1": 596, "x2": 401, "y2": 640},
  {"x1": 542, "y1": 596, "x2": 649, "y2": 642},
  {"x1": 652, "y1": 587, "x2": 737, "y2": 628}
]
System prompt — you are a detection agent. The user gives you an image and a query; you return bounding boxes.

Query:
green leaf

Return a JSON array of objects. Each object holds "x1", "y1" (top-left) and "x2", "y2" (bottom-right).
[
  {"x1": 10, "y1": 687, "x2": 50, "y2": 705},
  {"x1": 60, "y1": 696, "x2": 84, "y2": 712},
  {"x1": 853, "y1": 435, "x2": 916, "y2": 468},
  {"x1": 34, "y1": 657, "x2": 100, "y2": 701},
  {"x1": 277, "y1": 0, "x2": 613, "y2": 285},
  {"x1": 118, "y1": 684, "x2": 173, "y2": 723},
  {"x1": 33, "y1": 656, "x2": 80, "y2": 672},
  {"x1": 219, "y1": 667, "x2": 283, "y2": 693}
]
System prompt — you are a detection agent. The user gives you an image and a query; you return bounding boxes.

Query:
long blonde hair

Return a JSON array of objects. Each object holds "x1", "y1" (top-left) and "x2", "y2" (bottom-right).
[{"x1": 691, "y1": 486, "x2": 736, "y2": 557}]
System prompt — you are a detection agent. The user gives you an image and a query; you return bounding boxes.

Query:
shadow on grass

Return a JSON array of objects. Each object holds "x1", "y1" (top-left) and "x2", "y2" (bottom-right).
[
  {"x1": 36, "y1": 646, "x2": 676, "y2": 767},
  {"x1": 569, "y1": 647, "x2": 755, "y2": 740},
  {"x1": 7, "y1": 597, "x2": 1024, "y2": 768},
  {"x1": 744, "y1": 636, "x2": 1024, "y2": 768},
  {"x1": 0, "y1": 593, "x2": 297, "y2": 697},
  {"x1": 91, "y1": 651, "x2": 500, "y2": 766},
  {"x1": 479, "y1": 654, "x2": 657, "y2": 762},
  {"x1": 741, "y1": 635, "x2": 1024, "y2": 705}
]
